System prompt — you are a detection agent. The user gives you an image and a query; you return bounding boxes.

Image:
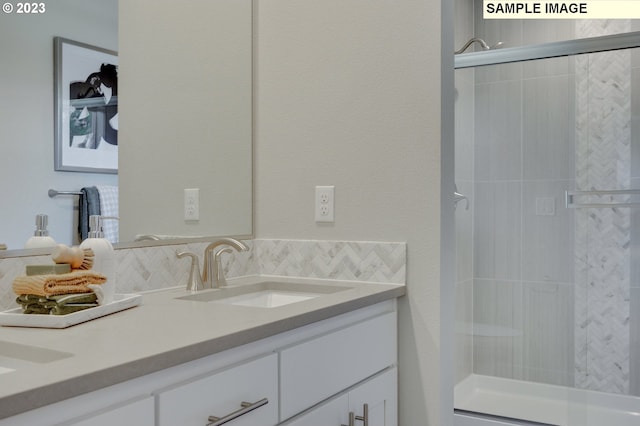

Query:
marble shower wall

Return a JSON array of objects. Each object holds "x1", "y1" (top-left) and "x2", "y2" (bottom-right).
[
  {"x1": 574, "y1": 20, "x2": 632, "y2": 395},
  {"x1": 0, "y1": 239, "x2": 406, "y2": 312}
]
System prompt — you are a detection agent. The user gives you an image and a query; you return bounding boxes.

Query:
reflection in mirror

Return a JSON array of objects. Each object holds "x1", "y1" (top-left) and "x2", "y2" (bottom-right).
[
  {"x1": 118, "y1": 0, "x2": 253, "y2": 243},
  {"x1": 0, "y1": 0, "x2": 118, "y2": 251},
  {"x1": 0, "y1": 0, "x2": 253, "y2": 256}
]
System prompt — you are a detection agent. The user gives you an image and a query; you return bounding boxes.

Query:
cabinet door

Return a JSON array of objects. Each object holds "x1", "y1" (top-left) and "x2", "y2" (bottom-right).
[
  {"x1": 280, "y1": 312, "x2": 396, "y2": 419},
  {"x1": 65, "y1": 396, "x2": 154, "y2": 426},
  {"x1": 283, "y1": 394, "x2": 349, "y2": 426},
  {"x1": 348, "y1": 368, "x2": 397, "y2": 426},
  {"x1": 156, "y1": 353, "x2": 278, "y2": 426}
]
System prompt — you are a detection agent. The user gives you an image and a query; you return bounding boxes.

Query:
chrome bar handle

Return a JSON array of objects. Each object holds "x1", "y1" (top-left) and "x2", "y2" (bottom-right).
[
  {"x1": 565, "y1": 189, "x2": 640, "y2": 208},
  {"x1": 355, "y1": 403, "x2": 369, "y2": 426},
  {"x1": 341, "y1": 411, "x2": 356, "y2": 426},
  {"x1": 207, "y1": 398, "x2": 268, "y2": 426}
]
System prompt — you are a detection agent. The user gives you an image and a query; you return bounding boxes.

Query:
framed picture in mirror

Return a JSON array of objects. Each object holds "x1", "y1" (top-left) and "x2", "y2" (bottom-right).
[{"x1": 54, "y1": 37, "x2": 118, "y2": 173}]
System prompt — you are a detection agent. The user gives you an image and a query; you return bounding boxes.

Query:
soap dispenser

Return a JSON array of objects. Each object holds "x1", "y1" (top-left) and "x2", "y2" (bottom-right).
[
  {"x1": 80, "y1": 215, "x2": 116, "y2": 305},
  {"x1": 24, "y1": 214, "x2": 57, "y2": 249}
]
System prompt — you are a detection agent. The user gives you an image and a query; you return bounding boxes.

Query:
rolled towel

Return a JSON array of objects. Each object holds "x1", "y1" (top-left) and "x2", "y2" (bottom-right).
[
  {"x1": 16, "y1": 293, "x2": 99, "y2": 315},
  {"x1": 12, "y1": 271, "x2": 107, "y2": 297},
  {"x1": 50, "y1": 304, "x2": 98, "y2": 315}
]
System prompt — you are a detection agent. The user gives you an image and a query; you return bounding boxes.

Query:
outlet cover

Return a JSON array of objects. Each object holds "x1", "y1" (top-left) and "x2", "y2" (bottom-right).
[{"x1": 315, "y1": 186, "x2": 334, "y2": 223}]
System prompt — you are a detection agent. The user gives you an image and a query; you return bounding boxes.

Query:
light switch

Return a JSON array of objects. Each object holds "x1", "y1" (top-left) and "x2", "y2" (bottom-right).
[{"x1": 184, "y1": 188, "x2": 200, "y2": 221}]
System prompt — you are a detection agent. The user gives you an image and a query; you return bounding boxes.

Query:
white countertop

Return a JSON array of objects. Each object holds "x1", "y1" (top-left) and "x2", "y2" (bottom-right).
[{"x1": 0, "y1": 276, "x2": 405, "y2": 419}]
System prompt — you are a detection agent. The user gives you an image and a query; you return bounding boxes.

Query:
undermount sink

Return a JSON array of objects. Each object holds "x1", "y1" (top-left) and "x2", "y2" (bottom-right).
[
  {"x1": 0, "y1": 341, "x2": 72, "y2": 375},
  {"x1": 213, "y1": 290, "x2": 321, "y2": 308},
  {"x1": 176, "y1": 281, "x2": 351, "y2": 308}
]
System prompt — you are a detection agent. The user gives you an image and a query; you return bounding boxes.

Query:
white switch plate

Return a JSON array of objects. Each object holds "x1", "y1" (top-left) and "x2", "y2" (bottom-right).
[
  {"x1": 184, "y1": 188, "x2": 200, "y2": 221},
  {"x1": 315, "y1": 186, "x2": 335, "y2": 223}
]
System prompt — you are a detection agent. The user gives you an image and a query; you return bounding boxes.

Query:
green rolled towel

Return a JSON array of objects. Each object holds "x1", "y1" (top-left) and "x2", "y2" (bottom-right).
[
  {"x1": 23, "y1": 305, "x2": 51, "y2": 315},
  {"x1": 50, "y1": 304, "x2": 98, "y2": 315},
  {"x1": 48, "y1": 293, "x2": 98, "y2": 305},
  {"x1": 16, "y1": 293, "x2": 98, "y2": 315}
]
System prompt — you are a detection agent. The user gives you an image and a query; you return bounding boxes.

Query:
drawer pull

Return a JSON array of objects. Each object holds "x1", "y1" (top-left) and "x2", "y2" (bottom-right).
[
  {"x1": 341, "y1": 404, "x2": 368, "y2": 426},
  {"x1": 356, "y1": 404, "x2": 369, "y2": 426},
  {"x1": 355, "y1": 403, "x2": 369, "y2": 426},
  {"x1": 341, "y1": 411, "x2": 356, "y2": 426},
  {"x1": 207, "y1": 398, "x2": 268, "y2": 426}
]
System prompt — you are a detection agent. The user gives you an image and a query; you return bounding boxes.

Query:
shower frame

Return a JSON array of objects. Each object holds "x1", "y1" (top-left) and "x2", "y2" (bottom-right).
[{"x1": 455, "y1": 30, "x2": 640, "y2": 69}]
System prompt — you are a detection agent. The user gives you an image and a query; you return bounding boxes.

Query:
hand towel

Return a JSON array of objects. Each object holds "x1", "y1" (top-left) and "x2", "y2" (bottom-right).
[
  {"x1": 95, "y1": 185, "x2": 118, "y2": 244},
  {"x1": 79, "y1": 187, "x2": 101, "y2": 241},
  {"x1": 12, "y1": 270, "x2": 107, "y2": 297}
]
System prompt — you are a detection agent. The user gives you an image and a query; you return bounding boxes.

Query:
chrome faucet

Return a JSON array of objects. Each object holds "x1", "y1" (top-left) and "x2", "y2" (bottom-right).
[{"x1": 202, "y1": 238, "x2": 249, "y2": 289}]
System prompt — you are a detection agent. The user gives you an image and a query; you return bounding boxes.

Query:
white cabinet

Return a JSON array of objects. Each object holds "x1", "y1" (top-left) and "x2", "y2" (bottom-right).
[
  {"x1": 0, "y1": 394, "x2": 155, "y2": 426},
  {"x1": 156, "y1": 353, "x2": 278, "y2": 426},
  {"x1": 283, "y1": 368, "x2": 397, "y2": 426},
  {"x1": 64, "y1": 396, "x2": 155, "y2": 426},
  {"x1": 284, "y1": 394, "x2": 350, "y2": 426},
  {"x1": 1, "y1": 301, "x2": 397, "y2": 426},
  {"x1": 280, "y1": 312, "x2": 396, "y2": 420}
]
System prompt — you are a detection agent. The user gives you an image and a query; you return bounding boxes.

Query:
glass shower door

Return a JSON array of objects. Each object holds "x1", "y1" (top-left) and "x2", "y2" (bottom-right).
[{"x1": 454, "y1": 44, "x2": 640, "y2": 425}]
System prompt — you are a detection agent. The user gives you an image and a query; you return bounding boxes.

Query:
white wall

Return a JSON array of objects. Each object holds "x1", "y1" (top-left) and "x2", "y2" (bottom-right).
[
  {"x1": 0, "y1": 0, "x2": 117, "y2": 249},
  {"x1": 254, "y1": 1, "x2": 443, "y2": 424}
]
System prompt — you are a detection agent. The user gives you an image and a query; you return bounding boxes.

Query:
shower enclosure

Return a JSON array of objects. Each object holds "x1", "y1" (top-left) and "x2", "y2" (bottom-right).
[{"x1": 453, "y1": 17, "x2": 640, "y2": 426}]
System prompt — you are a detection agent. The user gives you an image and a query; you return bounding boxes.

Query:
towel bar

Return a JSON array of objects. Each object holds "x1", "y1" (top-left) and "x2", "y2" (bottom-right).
[
  {"x1": 48, "y1": 189, "x2": 83, "y2": 198},
  {"x1": 565, "y1": 189, "x2": 640, "y2": 208}
]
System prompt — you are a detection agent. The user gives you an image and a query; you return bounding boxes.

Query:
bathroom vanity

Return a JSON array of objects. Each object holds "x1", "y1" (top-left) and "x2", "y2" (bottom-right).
[{"x1": 0, "y1": 277, "x2": 403, "y2": 425}]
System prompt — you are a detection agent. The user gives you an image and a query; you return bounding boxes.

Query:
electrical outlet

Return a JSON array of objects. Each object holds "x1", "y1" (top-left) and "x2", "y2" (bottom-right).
[
  {"x1": 315, "y1": 186, "x2": 335, "y2": 223},
  {"x1": 184, "y1": 188, "x2": 200, "y2": 221}
]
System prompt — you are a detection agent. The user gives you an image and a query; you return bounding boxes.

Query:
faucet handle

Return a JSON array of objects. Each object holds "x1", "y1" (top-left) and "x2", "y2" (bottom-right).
[
  {"x1": 176, "y1": 251, "x2": 205, "y2": 292},
  {"x1": 214, "y1": 247, "x2": 234, "y2": 287}
]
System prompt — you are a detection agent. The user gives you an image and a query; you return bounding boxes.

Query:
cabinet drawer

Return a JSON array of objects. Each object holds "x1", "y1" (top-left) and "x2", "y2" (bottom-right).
[
  {"x1": 280, "y1": 312, "x2": 396, "y2": 419},
  {"x1": 282, "y1": 394, "x2": 349, "y2": 426},
  {"x1": 157, "y1": 353, "x2": 278, "y2": 426},
  {"x1": 66, "y1": 396, "x2": 155, "y2": 426}
]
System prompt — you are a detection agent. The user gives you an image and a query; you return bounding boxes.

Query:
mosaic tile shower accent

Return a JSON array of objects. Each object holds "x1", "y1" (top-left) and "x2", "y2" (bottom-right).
[
  {"x1": 0, "y1": 239, "x2": 405, "y2": 311},
  {"x1": 574, "y1": 19, "x2": 632, "y2": 394}
]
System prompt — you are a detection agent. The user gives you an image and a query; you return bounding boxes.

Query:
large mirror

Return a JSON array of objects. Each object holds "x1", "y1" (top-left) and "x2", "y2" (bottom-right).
[{"x1": 0, "y1": 0, "x2": 253, "y2": 255}]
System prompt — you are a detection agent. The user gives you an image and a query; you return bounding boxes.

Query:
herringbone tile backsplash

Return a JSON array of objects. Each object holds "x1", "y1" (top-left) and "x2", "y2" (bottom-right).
[{"x1": 0, "y1": 239, "x2": 405, "y2": 311}]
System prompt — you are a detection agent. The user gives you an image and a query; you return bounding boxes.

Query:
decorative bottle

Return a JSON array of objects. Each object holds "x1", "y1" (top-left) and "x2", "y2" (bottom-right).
[
  {"x1": 24, "y1": 214, "x2": 57, "y2": 249},
  {"x1": 80, "y1": 215, "x2": 116, "y2": 304}
]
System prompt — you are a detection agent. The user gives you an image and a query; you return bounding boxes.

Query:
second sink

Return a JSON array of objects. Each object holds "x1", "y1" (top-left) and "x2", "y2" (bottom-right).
[{"x1": 0, "y1": 341, "x2": 73, "y2": 375}]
